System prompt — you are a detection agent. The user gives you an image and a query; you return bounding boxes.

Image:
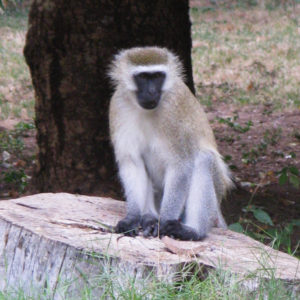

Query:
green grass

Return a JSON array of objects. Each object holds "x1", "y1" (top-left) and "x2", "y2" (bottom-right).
[
  {"x1": 0, "y1": 10, "x2": 34, "y2": 121},
  {"x1": 0, "y1": 9, "x2": 27, "y2": 28},
  {"x1": 0, "y1": 121, "x2": 34, "y2": 194},
  {"x1": 0, "y1": 259, "x2": 297, "y2": 299},
  {"x1": 191, "y1": 6, "x2": 300, "y2": 109}
]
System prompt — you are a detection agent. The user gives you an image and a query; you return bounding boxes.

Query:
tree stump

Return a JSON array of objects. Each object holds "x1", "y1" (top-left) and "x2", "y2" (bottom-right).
[{"x1": 0, "y1": 193, "x2": 299, "y2": 298}]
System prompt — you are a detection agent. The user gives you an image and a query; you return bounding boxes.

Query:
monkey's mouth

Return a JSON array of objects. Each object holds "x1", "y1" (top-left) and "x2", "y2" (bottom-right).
[
  {"x1": 138, "y1": 97, "x2": 160, "y2": 110},
  {"x1": 140, "y1": 101, "x2": 158, "y2": 110}
]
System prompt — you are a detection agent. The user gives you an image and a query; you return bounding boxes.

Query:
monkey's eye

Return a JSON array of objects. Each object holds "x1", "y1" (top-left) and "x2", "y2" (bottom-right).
[
  {"x1": 134, "y1": 71, "x2": 166, "y2": 83},
  {"x1": 152, "y1": 72, "x2": 165, "y2": 79},
  {"x1": 138, "y1": 72, "x2": 149, "y2": 79}
]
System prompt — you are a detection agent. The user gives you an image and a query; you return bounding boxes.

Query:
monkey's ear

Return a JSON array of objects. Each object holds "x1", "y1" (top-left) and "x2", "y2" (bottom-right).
[
  {"x1": 107, "y1": 51, "x2": 124, "y2": 87},
  {"x1": 107, "y1": 49, "x2": 138, "y2": 90}
]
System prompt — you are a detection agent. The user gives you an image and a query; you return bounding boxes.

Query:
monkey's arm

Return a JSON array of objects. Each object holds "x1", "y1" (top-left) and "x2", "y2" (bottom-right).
[
  {"x1": 116, "y1": 159, "x2": 154, "y2": 236},
  {"x1": 159, "y1": 166, "x2": 189, "y2": 221}
]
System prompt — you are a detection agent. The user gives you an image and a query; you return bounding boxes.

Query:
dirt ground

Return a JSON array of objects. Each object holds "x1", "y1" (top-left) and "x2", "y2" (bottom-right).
[{"x1": 211, "y1": 103, "x2": 300, "y2": 251}]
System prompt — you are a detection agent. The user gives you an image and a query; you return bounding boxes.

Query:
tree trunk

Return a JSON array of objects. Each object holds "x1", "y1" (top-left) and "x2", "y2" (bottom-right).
[
  {"x1": 24, "y1": 0, "x2": 194, "y2": 195},
  {"x1": 0, "y1": 193, "x2": 299, "y2": 298}
]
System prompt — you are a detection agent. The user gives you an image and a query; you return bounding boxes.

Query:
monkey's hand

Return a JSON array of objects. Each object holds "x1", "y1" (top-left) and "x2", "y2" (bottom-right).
[
  {"x1": 115, "y1": 215, "x2": 141, "y2": 237},
  {"x1": 159, "y1": 220, "x2": 205, "y2": 241},
  {"x1": 141, "y1": 214, "x2": 159, "y2": 237}
]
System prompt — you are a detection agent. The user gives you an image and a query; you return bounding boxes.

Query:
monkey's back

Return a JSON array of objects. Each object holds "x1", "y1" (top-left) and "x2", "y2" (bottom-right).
[{"x1": 156, "y1": 80, "x2": 218, "y2": 156}]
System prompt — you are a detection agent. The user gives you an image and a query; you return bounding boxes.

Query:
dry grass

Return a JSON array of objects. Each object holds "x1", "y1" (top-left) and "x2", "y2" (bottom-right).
[{"x1": 191, "y1": 5, "x2": 300, "y2": 109}]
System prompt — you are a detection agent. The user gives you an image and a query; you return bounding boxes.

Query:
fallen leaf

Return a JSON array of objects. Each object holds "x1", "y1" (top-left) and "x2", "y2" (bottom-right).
[
  {"x1": 247, "y1": 81, "x2": 254, "y2": 91},
  {"x1": 279, "y1": 199, "x2": 295, "y2": 206}
]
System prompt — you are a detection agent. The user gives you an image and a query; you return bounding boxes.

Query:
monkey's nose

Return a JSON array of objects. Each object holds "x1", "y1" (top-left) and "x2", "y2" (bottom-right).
[
  {"x1": 145, "y1": 100, "x2": 157, "y2": 109},
  {"x1": 139, "y1": 97, "x2": 159, "y2": 109},
  {"x1": 148, "y1": 84, "x2": 157, "y2": 96}
]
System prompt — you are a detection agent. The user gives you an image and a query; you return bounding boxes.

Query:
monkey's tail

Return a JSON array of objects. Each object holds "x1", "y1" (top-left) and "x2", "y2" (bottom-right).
[{"x1": 211, "y1": 149, "x2": 234, "y2": 200}]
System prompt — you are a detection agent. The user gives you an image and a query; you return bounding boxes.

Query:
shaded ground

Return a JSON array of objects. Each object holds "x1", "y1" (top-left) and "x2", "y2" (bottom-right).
[{"x1": 213, "y1": 104, "x2": 300, "y2": 253}]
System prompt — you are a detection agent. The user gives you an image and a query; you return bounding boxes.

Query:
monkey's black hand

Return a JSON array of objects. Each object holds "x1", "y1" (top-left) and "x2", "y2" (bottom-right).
[
  {"x1": 141, "y1": 214, "x2": 159, "y2": 237},
  {"x1": 115, "y1": 215, "x2": 141, "y2": 237},
  {"x1": 159, "y1": 220, "x2": 205, "y2": 241}
]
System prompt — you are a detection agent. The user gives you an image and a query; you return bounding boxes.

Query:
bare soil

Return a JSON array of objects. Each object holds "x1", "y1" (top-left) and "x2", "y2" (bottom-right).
[{"x1": 211, "y1": 103, "x2": 300, "y2": 251}]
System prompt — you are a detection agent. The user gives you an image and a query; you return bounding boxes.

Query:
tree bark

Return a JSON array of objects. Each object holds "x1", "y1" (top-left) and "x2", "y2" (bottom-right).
[
  {"x1": 0, "y1": 193, "x2": 299, "y2": 298},
  {"x1": 24, "y1": 0, "x2": 194, "y2": 195}
]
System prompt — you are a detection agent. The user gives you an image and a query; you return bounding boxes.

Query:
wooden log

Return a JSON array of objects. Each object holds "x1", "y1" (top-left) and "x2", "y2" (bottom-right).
[{"x1": 0, "y1": 193, "x2": 299, "y2": 298}]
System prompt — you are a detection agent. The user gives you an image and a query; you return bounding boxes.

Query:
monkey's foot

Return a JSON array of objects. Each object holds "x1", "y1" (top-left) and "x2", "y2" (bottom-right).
[
  {"x1": 159, "y1": 220, "x2": 205, "y2": 241},
  {"x1": 141, "y1": 214, "x2": 158, "y2": 237},
  {"x1": 115, "y1": 216, "x2": 140, "y2": 237}
]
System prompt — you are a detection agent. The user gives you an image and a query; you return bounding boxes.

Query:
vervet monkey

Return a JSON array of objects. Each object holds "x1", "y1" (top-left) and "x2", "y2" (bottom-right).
[{"x1": 109, "y1": 47, "x2": 232, "y2": 241}]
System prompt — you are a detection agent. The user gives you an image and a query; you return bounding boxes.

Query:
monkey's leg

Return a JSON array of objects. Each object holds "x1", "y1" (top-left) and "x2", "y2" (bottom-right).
[
  {"x1": 158, "y1": 166, "x2": 203, "y2": 241},
  {"x1": 184, "y1": 152, "x2": 220, "y2": 239},
  {"x1": 116, "y1": 160, "x2": 154, "y2": 236}
]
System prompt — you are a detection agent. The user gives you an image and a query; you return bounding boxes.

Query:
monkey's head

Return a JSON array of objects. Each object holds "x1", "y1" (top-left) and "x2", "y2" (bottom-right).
[{"x1": 109, "y1": 47, "x2": 184, "y2": 110}]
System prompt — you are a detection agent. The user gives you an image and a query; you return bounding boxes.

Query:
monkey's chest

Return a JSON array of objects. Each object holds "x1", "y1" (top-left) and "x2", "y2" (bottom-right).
[
  {"x1": 124, "y1": 114, "x2": 172, "y2": 185},
  {"x1": 140, "y1": 134, "x2": 169, "y2": 187}
]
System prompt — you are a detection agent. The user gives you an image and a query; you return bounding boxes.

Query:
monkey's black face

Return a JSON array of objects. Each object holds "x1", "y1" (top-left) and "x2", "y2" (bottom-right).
[{"x1": 133, "y1": 71, "x2": 166, "y2": 110}]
